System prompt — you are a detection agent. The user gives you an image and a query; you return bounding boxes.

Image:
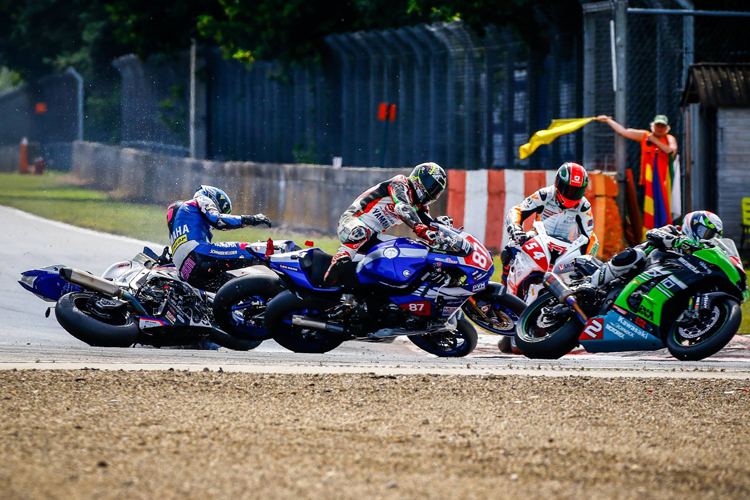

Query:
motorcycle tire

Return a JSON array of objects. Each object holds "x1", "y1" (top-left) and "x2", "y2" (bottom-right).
[
  {"x1": 213, "y1": 272, "x2": 282, "y2": 341},
  {"x1": 208, "y1": 328, "x2": 262, "y2": 351},
  {"x1": 55, "y1": 292, "x2": 139, "y2": 347},
  {"x1": 408, "y1": 317, "x2": 478, "y2": 357},
  {"x1": 498, "y1": 336, "x2": 513, "y2": 353},
  {"x1": 514, "y1": 291, "x2": 582, "y2": 359},
  {"x1": 264, "y1": 290, "x2": 344, "y2": 354},
  {"x1": 666, "y1": 298, "x2": 742, "y2": 361}
]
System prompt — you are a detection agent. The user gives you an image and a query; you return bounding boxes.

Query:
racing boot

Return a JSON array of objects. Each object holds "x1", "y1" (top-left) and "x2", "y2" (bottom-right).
[
  {"x1": 584, "y1": 247, "x2": 646, "y2": 289},
  {"x1": 323, "y1": 250, "x2": 352, "y2": 287}
]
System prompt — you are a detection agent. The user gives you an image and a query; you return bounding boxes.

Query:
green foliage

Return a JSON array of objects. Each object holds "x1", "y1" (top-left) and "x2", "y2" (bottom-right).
[{"x1": 0, "y1": 66, "x2": 22, "y2": 92}]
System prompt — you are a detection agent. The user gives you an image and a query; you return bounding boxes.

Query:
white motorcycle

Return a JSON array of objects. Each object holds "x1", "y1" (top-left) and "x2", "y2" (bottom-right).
[{"x1": 500, "y1": 220, "x2": 600, "y2": 353}]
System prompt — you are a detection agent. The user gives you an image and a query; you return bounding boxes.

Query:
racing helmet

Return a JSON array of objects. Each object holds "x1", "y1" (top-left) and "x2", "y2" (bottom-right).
[
  {"x1": 682, "y1": 211, "x2": 723, "y2": 243},
  {"x1": 554, "y1": 162, "x2": 589, "y2": 209},
  {"x1": 195, "y1": 185, "x2": 232, "y2": 214},
  {"x1": 409, "y1": 162, "x2": 447, "y2": 205}
]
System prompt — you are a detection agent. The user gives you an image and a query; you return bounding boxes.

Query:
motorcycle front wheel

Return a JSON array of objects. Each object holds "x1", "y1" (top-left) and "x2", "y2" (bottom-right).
[
  {"x1": 514, "y1": 291, "x2": 582, "y2": 359},
  {"x1": 264, "y1": 290, "x2": 344, "y2": 353},
  {"x1": 667, "y1": 297, "x2": 741, "y2": 361},
  {"x1": 408, "y1": 317, "x2": 478, "y2": 357},
  {"x1": 55, "y1": 292, "x2": 139, "y2": 347}
]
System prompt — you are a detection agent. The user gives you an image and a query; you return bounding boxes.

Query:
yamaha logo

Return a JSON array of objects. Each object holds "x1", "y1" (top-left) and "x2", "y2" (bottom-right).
[{"x1": 383, "y1": 248, "x2": 399, "y2": 259}]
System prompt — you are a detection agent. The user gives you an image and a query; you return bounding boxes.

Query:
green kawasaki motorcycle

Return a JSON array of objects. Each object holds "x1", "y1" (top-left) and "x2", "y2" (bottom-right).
[{"x1": 515, "y1": 238, "x2": 748, "y2": 361}]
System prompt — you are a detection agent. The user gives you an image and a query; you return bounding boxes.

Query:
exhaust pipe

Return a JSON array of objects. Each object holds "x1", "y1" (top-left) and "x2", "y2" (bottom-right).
[
  {"x1": 60, "y1": 268, "x2": 121, "y2": 297},
  {"x1": 543, "y1": 273, "x2": 588, "y2": 323},
  {"x1": 292, "y1": 315, "x2": 346, "y2": 334}
]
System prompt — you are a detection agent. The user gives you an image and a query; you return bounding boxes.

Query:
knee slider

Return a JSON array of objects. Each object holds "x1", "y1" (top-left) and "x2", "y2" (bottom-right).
[{"x1": 609, "y1": 248, "x2": 645, "y2": 277}]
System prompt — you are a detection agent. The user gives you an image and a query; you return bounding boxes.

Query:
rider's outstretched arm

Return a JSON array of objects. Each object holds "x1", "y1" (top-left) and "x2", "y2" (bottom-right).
[
  {"x1": 389, "y1": 177, "x2": 422, "y2": 229},
  {"x1": 195, "y1": 195, "x2": 271, "y2": 230},
  {"x1": 575, "y1": 200, "x2": 594, "y2": 240}
]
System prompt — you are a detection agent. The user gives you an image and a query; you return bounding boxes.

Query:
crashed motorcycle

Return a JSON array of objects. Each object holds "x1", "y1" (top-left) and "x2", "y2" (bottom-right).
[
  {"x1": 515, "y1": 237, "x2": 747, "y2": 361},
  {"x1": 229, "y1": 223, "x2": 521, "y2": 356},
  {"x1": 18, "y1": 241, "x2": 296, "y2": 349}
]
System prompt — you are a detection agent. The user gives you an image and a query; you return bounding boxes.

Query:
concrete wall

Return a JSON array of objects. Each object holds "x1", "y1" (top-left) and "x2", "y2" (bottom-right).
[
  {"x1": 0, "y1": 142, "x2": 42, "y2": 173},
  {"x1": 72, "y1": 141, "x2": 448, "y2": 235},
  {"x1": 0, "y1": 145, "x2": 19, "y2": 172},
  {"x1": 717, "y1": 108, "x2": 750, "y2": 243}
]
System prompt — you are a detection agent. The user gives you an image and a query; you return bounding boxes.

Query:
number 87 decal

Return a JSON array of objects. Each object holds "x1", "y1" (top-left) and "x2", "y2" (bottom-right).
[{"x1": 465, "y1": 235, "x2": 492, "y2": 270}]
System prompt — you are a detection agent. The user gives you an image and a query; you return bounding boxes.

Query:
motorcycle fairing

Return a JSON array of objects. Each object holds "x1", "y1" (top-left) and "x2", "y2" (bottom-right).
[
  {"x1": 578, "y1": 309, "x2": 664, "y2": 352},
  {"x1": 357, "y1": 240, "x2": 428, "y2": 287},
  {"x1": 18, "y1": 266, "x2": 82, "y2": 302}
]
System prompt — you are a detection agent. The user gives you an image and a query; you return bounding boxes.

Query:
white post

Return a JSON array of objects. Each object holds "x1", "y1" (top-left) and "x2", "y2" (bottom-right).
[{"x1": 66, "y1": 67, "x2": 84, "y2": 141}]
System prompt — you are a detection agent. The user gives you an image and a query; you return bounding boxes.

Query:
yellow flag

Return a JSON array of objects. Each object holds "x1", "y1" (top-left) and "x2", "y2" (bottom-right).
[{"x1": 519, "y1": 117, "x2": 594, "y2": 160}]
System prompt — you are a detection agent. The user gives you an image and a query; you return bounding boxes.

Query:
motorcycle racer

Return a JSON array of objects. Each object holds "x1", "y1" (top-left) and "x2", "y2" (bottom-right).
[
  {"x1": 502, "y1": 162, "x2": 596, "y2": 284},
  {"x1": 586, "y1": 211, "x2": 724, "y2": 288},
  {"x1": 323, "y1": 162, "x2": 449, "y2": 286},
  {"x1": 167, "y1": 185, "x2": 272, "y2": 291}
]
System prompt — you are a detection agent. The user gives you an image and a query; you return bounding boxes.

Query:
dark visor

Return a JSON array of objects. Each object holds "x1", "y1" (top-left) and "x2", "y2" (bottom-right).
[
  {"x1": 421, "y1": 175, "x2": 444, "y2": 200},
  {"x1": 556, "y1": 181, "x2": 586, "y2": 202},
  {"x1": 694, "y1": 224, "x2": 717, "y2": 240}
]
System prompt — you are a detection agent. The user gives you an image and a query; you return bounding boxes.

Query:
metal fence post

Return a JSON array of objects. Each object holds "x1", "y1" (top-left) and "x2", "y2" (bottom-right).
[
  {"x1": 614, "y1": 0, "x2": 628, "y2": 222},
  {"x1": 66, "y1": 67, "x2": 84, "y2": 141}
]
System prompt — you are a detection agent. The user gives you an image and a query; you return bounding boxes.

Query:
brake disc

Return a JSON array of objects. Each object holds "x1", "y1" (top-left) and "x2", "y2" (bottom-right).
[{"x1": 677, "y1": 306, "x2": 720, "y2": 339}]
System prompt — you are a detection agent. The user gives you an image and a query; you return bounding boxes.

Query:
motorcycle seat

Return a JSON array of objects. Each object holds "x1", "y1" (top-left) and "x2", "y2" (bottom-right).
[{"x1": 300, "y1": 248, "x2": 357, "y2": 289}]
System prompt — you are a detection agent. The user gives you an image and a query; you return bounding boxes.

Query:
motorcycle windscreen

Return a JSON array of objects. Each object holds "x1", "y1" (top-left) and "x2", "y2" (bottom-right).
[{"x1": 356, "y1": 240, "x2": 428, "y2": 287}]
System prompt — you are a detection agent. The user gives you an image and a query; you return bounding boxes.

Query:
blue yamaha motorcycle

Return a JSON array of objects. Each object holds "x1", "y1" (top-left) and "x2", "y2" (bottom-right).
[{"x1": 250, "y1": 223, "x2": 524, "y2": 356}]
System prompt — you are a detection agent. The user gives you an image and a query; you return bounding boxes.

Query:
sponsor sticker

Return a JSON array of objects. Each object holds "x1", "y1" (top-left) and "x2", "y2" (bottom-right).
[
  {"x1": 472, "y1": 282, "x2": 486, "y2": 292},
  {"x1": 402, "y1": 269, "x2": 411, "y2": 277},
  {"x1": 278, "y1": 264, "x2": 298, "y2": 271}
]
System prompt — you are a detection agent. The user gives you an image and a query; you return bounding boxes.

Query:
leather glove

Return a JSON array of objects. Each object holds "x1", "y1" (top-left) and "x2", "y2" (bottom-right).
[
  {"x1": 646, "y1": 228, "x2": 677, "y2": 249},
  {"x1": 414, "y1": 223, "x2": 437, "y2": 245},
  {"x1": 241, "y1": 214, "x2": 272, "y2": 228},
  {"x1": 510, "y1": 224, "x2": 528, "y2": 245},
  {"x1": 435, "y1": 215, "x2": 454, "y2": 227}
]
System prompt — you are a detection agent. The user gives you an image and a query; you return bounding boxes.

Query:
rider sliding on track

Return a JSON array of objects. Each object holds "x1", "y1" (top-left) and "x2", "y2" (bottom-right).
[
  {"x1": 167, "y1": 185, "x2": 272, "y2": 292},
  {"x1": 502, "y1": 162, "x2": 598, "y2": 285},
  {"x1": 323, "y1": 162, "x2": 450, "y2": 287}
]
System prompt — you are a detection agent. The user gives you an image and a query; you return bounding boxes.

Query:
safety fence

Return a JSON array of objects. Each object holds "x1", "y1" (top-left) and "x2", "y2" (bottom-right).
[
  {"x1": 115, "y1": 21, "x2": 582, "y2": 170},
  {"x1": 582, "y1": 0, "x2": 750, "y2": 175},
  {"x1": 0, "y1": 69, "x2": 82, "y2": 171}
]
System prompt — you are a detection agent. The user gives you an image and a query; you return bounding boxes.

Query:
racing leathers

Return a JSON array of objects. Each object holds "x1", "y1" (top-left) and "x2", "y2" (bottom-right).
[
  {"x1": 324, "y1": 175, "x2": 437, "y2": 286},
  {"x1": 502, "y1": 186, "x2": 596, "y2": 283},
  {"x1": 586, "y1": 225, "x2": 698, "y2": 288},
  {"x1": 167, "y1": 195, "x2": 271, "y2": 292}
]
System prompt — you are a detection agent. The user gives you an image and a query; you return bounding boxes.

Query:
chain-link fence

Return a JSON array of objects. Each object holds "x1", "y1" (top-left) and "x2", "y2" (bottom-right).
[
  {"x1": 583, "y1": 0, "x2": 750, "y2": 176},
  {"x1": 112, "y1": 21, "x2": 583, "y2": 170},
  {"x1": 0, "y1": 68, "x2": 82, "y2": 170},
  {"x1": 114, "y1": 53, "x2": 190, "y2": 157}
]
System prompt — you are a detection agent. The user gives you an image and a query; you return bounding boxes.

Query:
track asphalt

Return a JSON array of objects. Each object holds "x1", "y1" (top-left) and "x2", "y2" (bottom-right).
[{"x1": 3, "y1": 205, "x2": 750, "y2": 378}]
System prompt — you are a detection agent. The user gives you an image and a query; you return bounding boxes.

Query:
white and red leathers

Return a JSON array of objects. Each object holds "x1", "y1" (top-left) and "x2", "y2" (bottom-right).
[
  {"x1": 335, "y1": 174, "x2": 431, "y2": 258},
  {"x1": 505, "y1": 186, "x2": 595, "y2": 244}
]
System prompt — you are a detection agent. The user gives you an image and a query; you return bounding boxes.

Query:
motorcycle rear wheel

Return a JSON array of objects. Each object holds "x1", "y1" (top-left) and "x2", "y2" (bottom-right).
[
  {"x1": 408, "y1": 317, "x2": 478, "y2": 357},
  {"x1": 55, "y1": 292, "x2": 139, "y2": 347},
  {"x1": 265, "y1": 290, "x2": 344, "y2": 353},
  {"x1": 514, "y1": 291, "x2": 582, "y2": 359},
  {"x1": 667, "y1": 298, "x2": 741, "y2": 361}
]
